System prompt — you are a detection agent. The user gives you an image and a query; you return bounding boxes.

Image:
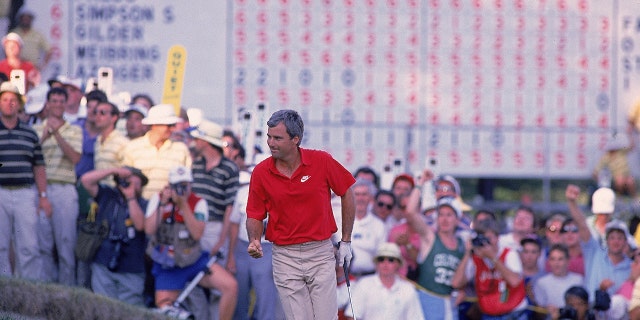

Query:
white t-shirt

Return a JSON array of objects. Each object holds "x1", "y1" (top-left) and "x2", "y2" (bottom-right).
[
  {"x1": 351, "y1": 212, "x2": 387, "y2": 274},
  {"x1": 534, "y1": 272, "x2": 584, "y2": 308},
  {"x1": 344, "y1": 274, "x2": 425, "y2": 320}
]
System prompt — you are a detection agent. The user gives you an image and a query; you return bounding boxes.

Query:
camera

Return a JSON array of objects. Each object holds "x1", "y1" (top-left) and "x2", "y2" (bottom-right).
[
  {"x1": 114, "y1": 175, "x2": 130, "y2": 188},
  {"x1": 171, "y1": 183, "x2": 187, "y2": 196},
  {"x1": 558, "y1": 307, "x2": 577, "y2": 319},
  {"x1": 107, "y1": 240, "x2": 122, "y2": 272},
  {"x1": 471, "y1": 233, "x2": 490, "y2": 247},
  {"x1": 593, "y1": 289, "x2": 611, "y2": 311}
]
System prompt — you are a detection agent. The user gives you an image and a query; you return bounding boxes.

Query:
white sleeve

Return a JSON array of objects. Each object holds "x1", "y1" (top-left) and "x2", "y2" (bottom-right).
[
  {"x1": 464, "y1": 258, "x2": 475, "y2": 281},
  {"x1": 194, "y1": 198, "x2": 209, "y2": 221},
  {"x1": 145, "y1": 193, "x2": 160, "y2": 218},
  {"x1": 229, "y1": 186, "x2": 248, "y2": 224},
  {"x1": 504, "y1": 249, "x2": 523, "y2": 274}
]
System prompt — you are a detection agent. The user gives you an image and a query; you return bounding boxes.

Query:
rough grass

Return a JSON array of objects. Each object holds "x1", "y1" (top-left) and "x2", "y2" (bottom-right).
[{"x1": 0, "y1": 276, "x2": 170, "y2": 320}]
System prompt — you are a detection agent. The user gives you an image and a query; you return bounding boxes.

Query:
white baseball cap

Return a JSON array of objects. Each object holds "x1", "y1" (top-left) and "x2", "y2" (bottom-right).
[
  {"x1": 591, "y1": 187, "x2": 615, "y2": 214},
  {"x1": 168, "y1": 166, "x2": 192, "y2": 184}
]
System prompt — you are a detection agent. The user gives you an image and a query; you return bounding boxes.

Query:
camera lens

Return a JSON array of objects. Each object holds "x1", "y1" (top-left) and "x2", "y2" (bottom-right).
[
  {"x1": 172, "y1": 184, "x2": 186, "y2": 196},
  {"x1": 114, "y1": 176, "x2": 130, "y2": 188}
]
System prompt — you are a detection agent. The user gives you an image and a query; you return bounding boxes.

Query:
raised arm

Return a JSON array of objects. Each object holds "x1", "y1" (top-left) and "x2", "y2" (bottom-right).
[
  {"x1": 405, "y1": 172, "x2": 434, "y2": 243},
  {"x1": 565, "y1": 184, "x2": 592, "y2": 243}
]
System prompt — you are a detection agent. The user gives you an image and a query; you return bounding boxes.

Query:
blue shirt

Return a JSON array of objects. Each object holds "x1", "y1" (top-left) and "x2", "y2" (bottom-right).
[
  {"x1": 93, "y1": 185, "x2": 148, "y2": 273},
  {"x1": 581, "y1": 237, "x2": 631, "y2": 302},
  {"x1": 75, "y1": 123, "x2": 98, "y2": 178}
]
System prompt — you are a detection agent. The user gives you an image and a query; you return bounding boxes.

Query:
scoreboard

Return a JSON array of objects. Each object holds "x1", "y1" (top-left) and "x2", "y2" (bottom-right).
[{"x1": 37, "y1": 0, "x2": 640, "y2": 177}]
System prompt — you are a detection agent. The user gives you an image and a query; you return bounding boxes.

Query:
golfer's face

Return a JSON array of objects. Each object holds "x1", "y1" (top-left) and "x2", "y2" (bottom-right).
[{"x1": 267, "y1": 122, "x2": 298, "y2": 160}]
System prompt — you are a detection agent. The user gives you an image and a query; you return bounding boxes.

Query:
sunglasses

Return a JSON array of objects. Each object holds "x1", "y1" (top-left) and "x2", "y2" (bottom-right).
[
  {"x1": 436, "y1": 185, "x2": 453, "y2": 192},
  {"x1": 376, "y1": 256, "x2": 399, "y2": 263},
  {"x1": 562, "y1": 225, "x2": 579, "y2": 233},
  {"x1": 377, "y1": 201, "x2": 393, "y2": 210}
]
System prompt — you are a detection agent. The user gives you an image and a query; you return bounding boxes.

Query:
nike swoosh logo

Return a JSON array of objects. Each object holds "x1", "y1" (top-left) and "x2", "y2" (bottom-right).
[{"x1": 301, "y1": 175, "x2": 310, "y2": 182}]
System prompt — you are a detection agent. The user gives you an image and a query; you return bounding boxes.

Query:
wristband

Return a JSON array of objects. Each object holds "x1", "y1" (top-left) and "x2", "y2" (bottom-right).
[{"x1": 39, "y1": 192, "x2": 47, "y2": 198}]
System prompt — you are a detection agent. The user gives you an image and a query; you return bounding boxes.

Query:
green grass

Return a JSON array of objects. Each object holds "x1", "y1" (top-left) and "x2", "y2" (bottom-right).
[{"x1": 0, "y1": 277, "x2": 170, "y2": 320}]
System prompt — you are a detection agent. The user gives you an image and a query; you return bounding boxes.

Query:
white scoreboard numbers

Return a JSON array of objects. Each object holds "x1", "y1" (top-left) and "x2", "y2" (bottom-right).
[
  {"x1": 231, "y1": 0, "x2": 640, "y2": 178},
  {"x1": 35, "y1": 1, "x2": 640, "y2": 178}
]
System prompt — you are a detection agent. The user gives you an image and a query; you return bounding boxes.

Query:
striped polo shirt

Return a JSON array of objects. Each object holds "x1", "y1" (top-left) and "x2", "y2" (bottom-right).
[
  {"x1": 0, "y1": 120, "x2": 45, "y2": 186},
  {"x1": 33, "y1": 121, "x2": 83, "y2": 184},
  {"x1": 191, "y1": 156, "x2": 239, "y2": 222},
  {"x1": 95, "y1": 130, "x2": 129, "y2": 171}
]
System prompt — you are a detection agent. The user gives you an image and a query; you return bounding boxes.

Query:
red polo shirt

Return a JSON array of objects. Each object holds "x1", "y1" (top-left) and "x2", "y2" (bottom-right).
[{"x1": 247, "y1": 148, "x2": 355, "y2": 245}]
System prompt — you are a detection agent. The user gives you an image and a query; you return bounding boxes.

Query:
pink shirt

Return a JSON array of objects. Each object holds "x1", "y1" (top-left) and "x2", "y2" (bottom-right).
[{"x1": 388, "y1": 222, "x2": 421, "y2": 276}]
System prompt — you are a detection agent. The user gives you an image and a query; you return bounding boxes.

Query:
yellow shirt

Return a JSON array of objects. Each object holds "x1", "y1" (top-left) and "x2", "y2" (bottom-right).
[
  {"x1": 95, "y1": 130, "x2": 129, "y2": 186},
  {"x1": 33, "y1": 121, "x2": 83, "y2": 184},
  {"x1": 121, "y1": 133, "x2": 191, "y2": 199}
]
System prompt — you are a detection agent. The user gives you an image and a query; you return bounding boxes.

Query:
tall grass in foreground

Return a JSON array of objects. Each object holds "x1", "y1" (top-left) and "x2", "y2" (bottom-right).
[{"x1": 0, "y1": 276, "x2": 170, "y2": 320}]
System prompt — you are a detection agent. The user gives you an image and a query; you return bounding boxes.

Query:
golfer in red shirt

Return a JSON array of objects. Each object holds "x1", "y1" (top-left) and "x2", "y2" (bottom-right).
[{"x1": 246, "y1": 109, "x2": 356, "y2": 320}]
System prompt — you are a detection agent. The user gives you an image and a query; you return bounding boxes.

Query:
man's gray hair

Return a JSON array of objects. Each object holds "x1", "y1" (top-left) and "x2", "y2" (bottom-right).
[
  {"x1": 352, "y1": 178, "x2": 377, "y2": 196},
  {"x1": 267, "y1": 109, "x2": 304, "y2": 146}
]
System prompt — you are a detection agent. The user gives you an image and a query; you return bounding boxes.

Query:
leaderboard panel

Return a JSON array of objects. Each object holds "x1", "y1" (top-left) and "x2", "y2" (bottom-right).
[{"x1": 228, "y1": 0, "x2": 635, "y2": 177}]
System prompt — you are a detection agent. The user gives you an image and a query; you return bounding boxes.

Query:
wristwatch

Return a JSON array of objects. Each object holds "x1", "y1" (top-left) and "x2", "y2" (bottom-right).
[{"x1": 39, "y1": 192, "x2": 47, "y2": 198}]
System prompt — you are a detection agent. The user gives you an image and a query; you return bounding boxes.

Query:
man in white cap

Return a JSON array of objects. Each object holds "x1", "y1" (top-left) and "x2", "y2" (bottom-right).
[
  {"x1": 189, "y1": 119, "x2": 239, "y2": 256},
  {"x1": 0, "y1": 32, "x2": 39, "y2": 91},
  {"x1": 144, "y1": 165, "x2": 237, "y2": 319},
  {"x1": 10, "y1": 6, "x2": 52, "y2": 69},
  {"x1": 185, "y1": 119, "x2": 239, "y2": 319},
  {"x1": 586, "y1": 187, "x2": 620, "y2": 248},
  {"x1": 121, "y1": 104, "x2": 191, "y2": 199},
  {"x1": 344, "y1": 242, "x2": 424, "y2": 320},
  {"x1": 566, "y1": 184, "x2": 632, "y2": 319},
  {"x1": 0, "y1": 81, "x2": 50, "y2": 280},
  {"x1": 58, "y1": 76, "x2": 85, "y2": 124},
  {"x1": 22, "y1": 83, "x2": 47, "y2": 125}
]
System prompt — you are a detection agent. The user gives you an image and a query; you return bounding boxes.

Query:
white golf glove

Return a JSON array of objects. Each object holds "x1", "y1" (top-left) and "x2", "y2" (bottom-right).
[{"x1": 338, "y1": 241, "x2": 353, "y2": 268}]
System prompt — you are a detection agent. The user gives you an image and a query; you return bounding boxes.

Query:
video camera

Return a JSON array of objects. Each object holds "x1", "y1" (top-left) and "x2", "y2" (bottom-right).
[
  {"x1": 114, "y1": 175, "x2": 130, "y2": 188},
  {"x1": 171, "y1": 183, "x2": 187, "y2": 196},
  {"x1": 471, "y1": 233, "x2": 490, "y2": 247},
  {"x1": 558, "y1": 306, "x2": 577, "y2": 319}
]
